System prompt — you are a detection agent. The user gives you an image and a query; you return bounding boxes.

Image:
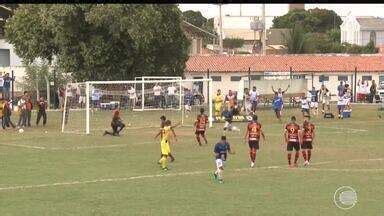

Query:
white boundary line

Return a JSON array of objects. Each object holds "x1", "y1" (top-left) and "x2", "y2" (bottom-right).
[{"x1": 0, "y1": 158, "x2": 383, "y2": 192}]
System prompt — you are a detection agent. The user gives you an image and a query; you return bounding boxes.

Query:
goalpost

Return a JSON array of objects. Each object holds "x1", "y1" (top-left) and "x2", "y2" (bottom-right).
[{"x1": 61, "y1": 78, "x2": 213, "y2": 135}]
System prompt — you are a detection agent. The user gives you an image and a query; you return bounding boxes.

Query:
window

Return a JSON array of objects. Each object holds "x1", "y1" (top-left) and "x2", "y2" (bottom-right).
[
  {"x1": 230, "y1": 76, "x2": 242, "y2": 82},
  {"x1": 338, "y1": 76, "x2": 348, "y2": 81},
  {"x1": 319, "y1": 75, "x2": 329, "y2": 82},
  {"x1": 211, "y1": 76, "x2": 222, "y2": 82},
  {"x1": 250, "y1": 75, "x2": 261, "y2": 80},
  {"x1": 0, "y1": 49, "x2": 10, "y2": 67},
  {"x1": 293, "y1": 75, "x2": 305, "y2": 80},
  {"x1": 379, "y1": 75, "x2": 384, "y2": 82},
  {"x1": 362, "y1": 76, "x2": 372, "y2": 81}
]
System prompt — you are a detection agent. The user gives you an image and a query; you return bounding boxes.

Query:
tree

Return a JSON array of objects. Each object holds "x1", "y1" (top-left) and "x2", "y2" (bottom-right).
[
  {"x1": 282, "y1": 24, "x2": 308, "y2": 54},
  {"x1": 5, "y1": 4, "x2": 190, "y2": 81},
  {"x1": 223, "y1": 38, "x2": 244, "y2": 54},
  {"x1": 272, "y1": 8, "x2": 342, "y2": 33},
  {"x1": 182, "y1": 10, "x2": 207, "y2": 28}
]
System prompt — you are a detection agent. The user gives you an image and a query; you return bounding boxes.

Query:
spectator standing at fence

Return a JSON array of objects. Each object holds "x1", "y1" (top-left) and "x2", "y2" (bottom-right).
[
  {"x1": 3, "y1": 73, "x2": 13, "y2": 100},
  {"x1": 308, "y1": 87, "x2": 319, "y2": 115},
  {"x1": 243, "y1": 88, "x2": 252, "y2": 115},
  {"x1": 91, "y1": 88, "x2": 101, "y2": 112},
  {"x1": 58, "y1": 86, "x2": 65, "y2": 110},
  {"x1": 36, "y1": 97, "x2": 47, "y2": 126},
  {"x1": 337, "y1": 81, "x2": 345, "y2": 97},
  {"x1": 25, "y1": 96, "x2": 33, "y2": 127},
  {"x1": 3, "y1": 99, "x2": 15, "y2": 129},
  {"x1": 17, "y1": 95, "x2": 27, "y2": 127},
  {"x1": 250, "y1": 86, "x2": 259, "y2": 113},
  {"x1": 153, "y1": 83, "x2": 162, "y2": 108},
  {"x1": 369, "y1": 80, "x2": 377, "y2": 103},
  {"x1": 127, "y1": 86, "x2": 136, "y2": 110},
  {"x1": 167, "y1": 84, "x2": 177, "y2": 108}
]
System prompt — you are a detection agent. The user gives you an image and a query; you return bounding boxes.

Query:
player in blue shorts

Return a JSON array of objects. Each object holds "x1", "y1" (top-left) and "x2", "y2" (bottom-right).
[
  {"x1": 213, "y1": 136, "x2": 235, "y2": 183},
  {"x1": 272, "y1": 92, "x2": 283, "y2": 122}
]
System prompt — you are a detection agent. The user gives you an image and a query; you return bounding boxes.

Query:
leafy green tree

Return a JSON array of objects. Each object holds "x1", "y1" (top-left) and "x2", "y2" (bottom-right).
[
  {"x1": 272, "y1": 8, "x2": 342, "y2": 33},
  {"x1": 5, "y1": 4, "x2": 190, "y2": 81},
  {"x1": 282, "y1": 24, "x2": 308, "y2": 54},
  {"x1": 182, "y1": 10, "x2": 207, "y2": 28},
  {"x1": 223, "y1": 38, "x2": 244, "y2": 53}
]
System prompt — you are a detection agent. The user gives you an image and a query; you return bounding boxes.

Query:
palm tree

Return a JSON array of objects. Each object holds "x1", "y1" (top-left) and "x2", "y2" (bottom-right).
[{"x1": 283, "y1": 23, "x2": 307, "y2": 54}]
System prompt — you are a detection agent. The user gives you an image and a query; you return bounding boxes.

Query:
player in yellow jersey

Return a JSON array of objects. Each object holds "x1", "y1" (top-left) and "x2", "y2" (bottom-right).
[
  {"x1": 214, "y1": 89, "x2": 224, "y2": 118},
  {"x1": 154, "y1": 120, "x2": 178, "y2": 171}
]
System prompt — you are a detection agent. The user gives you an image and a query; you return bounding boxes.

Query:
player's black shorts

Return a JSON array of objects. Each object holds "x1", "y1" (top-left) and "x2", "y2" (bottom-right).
[
  {"x1": 248, "y1": 140, "x2": 259, "y2": 150},
  {"x1": 195, "y1": 130, "x2": 205, "y2": 136},
  {"x1": 301, "y1": 141, "x2": 313, "y2": 150},
  {"x1": 287, "y1": 141, "x2": 300, "y2": 151}
]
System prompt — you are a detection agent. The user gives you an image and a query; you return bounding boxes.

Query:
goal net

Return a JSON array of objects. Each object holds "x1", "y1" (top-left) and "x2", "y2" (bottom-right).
[
  {"x1": 133, "y1": 76, "x2": 182, "y2": 111},
  {"x1": 61, "y1": 78, "x2": 213, "y2": 135}
]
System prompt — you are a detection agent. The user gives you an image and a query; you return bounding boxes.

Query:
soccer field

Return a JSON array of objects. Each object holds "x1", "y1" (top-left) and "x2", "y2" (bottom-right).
[{"x1": 0, "y1": 104, "x2": 383, "y2": 215}]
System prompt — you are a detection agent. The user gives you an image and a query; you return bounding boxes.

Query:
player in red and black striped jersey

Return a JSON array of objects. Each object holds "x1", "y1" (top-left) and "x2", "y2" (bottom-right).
[
  {"x1": 194, "y1": 108, "x2": 209, "y2": 146},
  {"x1": 284, "y1": 116, "x2": 301, "y2": 167},
  {"x1": 244, "y1": 115, "x2": 265, "y2": 168},
  {"x1": 300, "y1": 117, "x2": 315, "y2": 166}
]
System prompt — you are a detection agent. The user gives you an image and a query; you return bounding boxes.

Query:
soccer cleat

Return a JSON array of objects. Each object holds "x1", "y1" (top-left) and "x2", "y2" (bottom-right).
[
  {"x1": 304, "y1": 161, "x2": 310, "y2": 166},
  {"x1": 218, "y1": 179, "x2": 223, "y2": 184},
  {"x1": 250, "y1": 162, "x2": 255, "y2": 168},
  {"x1": 162, "y1": 167, "x2": 168, "y2": 171}
]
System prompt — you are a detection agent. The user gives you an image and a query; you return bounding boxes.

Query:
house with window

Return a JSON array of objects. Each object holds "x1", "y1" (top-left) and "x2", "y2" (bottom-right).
[
  {"x1": 340, "y1": 14, "x2": 384, "y2": 46},
  {"x1": 182, "y1": 21, "x2": 217, "y2": 56},
  {"x1": 185, "y1": 54, "x2": 384, "y2": 101}
]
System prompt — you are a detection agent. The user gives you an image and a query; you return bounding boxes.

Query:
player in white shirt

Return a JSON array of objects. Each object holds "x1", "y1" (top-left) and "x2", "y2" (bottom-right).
[
  {"x1": 300, "y1": 96, "x2": 310, "y2": 119},
  {"x1": 153, "y1": 83, "x2": 162, "y2": 108},
  {"x1": 337, "y1": 95, "x2": 345, "y2": 119},
  {"x1": 127, "y1": 86, "x2": 136, "y2": 110},
  {"x1": 167, "y1": 84, "x2": 177, "y2": 108},
  {"x1": 249, "y1": 86, "x2": 259, "y2": 113}
]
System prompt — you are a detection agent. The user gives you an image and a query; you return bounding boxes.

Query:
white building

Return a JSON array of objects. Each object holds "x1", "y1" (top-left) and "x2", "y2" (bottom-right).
[
  {"x1": 340, "y1": 14, "x2": 384, "y2": 46},
  {"x1": 185, "y1": 54, "x2": 384, "y2": 102}
]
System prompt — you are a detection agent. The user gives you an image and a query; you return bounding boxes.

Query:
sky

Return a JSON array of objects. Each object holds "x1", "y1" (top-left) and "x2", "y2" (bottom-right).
[{"x1": 178, "y1": 4, "x2": 384, "y2": 21}]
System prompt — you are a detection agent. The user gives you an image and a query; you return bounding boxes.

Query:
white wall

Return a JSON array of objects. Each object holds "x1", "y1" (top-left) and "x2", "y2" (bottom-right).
[
  {"x1": 186, "y1": 71, "x2": 384, "y2": 101},
  {"x1": 0, "y1": 39, "x2": 23, "y2": 67}
]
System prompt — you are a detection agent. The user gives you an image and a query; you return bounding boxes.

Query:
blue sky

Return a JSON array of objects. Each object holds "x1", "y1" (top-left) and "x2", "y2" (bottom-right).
[{"x1": 178, "y1": 4, "x2": 384, "y2": 19}]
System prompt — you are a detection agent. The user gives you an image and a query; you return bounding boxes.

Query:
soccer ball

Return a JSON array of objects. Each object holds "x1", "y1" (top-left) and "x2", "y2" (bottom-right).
[{"x1": 18, "y1": 128, "x2": 24, "y2": 133}]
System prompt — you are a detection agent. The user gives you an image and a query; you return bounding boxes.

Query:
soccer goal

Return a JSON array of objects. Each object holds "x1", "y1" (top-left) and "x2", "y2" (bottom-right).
[{"x1": 61, "y1": 78, "x2": 213, "y2": 135}]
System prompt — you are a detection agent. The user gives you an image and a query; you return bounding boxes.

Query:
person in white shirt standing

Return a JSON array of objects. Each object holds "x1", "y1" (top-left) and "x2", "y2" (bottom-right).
[
  {"x1": 127, "y1": 86, "x2": 136, "y2": 110},
  {"x1": 300, "y1": 95, "x2": 310, "y2": 119},
  {"x1": 167, "y1": 84, "x2": 177, "y2": 108},
  {"x1": 249, "y1": 86, "x2": 259, "y2": 113},
  {"x1": 153, "y1": 83, "x2": 162, "y2": 108}
]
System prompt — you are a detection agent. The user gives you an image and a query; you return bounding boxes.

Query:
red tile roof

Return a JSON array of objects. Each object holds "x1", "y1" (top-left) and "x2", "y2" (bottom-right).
[{"x1": 186, "y1": 54, "x2": 384, "y2": 73}]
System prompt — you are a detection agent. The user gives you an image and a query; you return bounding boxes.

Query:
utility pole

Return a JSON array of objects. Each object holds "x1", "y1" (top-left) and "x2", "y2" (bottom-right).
[
  {"x1": 262, "y1": 4, "x2": 266, "y2": 55},
  {"x1": 219, "y1": 4, "x2": 223, "y2": 54},
  {"x1": 239, "y1": 4, "x2": 242, "y2": 16}
]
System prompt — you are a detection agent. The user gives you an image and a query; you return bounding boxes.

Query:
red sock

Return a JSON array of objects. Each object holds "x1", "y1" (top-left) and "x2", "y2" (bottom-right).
[
  {"x1": 196, "y1": 136, "x2": 201, "y2": 145},
  {"x1": 307, "y1": 150, "x2": 312, "y2": 162},
  {"x1": 294, "y1": 152, "x2": 299, "y2": 164},
  {"x1": 253, "y1": 151, "x2": 257, "y2": 162},
  {"x1": 302, "y1": 150, "x2": 307, "y2": 161},
  {"x1": 287, "y1": 153, "x2": 292, "y2": 165}
]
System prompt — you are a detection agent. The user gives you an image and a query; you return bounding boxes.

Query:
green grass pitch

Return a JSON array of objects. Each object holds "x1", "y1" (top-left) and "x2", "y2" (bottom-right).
[{"x1": 0, "y1": 104, "x2": 383, "y2": 215}]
